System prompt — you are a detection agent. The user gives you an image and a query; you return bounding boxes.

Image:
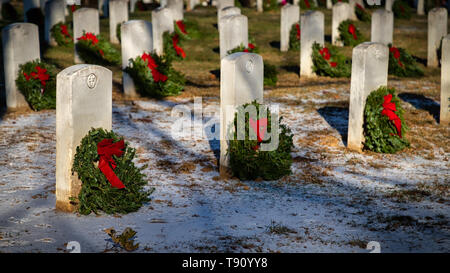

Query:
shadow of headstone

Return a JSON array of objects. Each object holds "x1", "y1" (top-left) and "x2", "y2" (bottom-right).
[
  {"x1": 399, "y1": 92, "x2": 440, "y2": 123},
  {"x1": 317, "y1": 106, "x2": 349, "y2": 146}
]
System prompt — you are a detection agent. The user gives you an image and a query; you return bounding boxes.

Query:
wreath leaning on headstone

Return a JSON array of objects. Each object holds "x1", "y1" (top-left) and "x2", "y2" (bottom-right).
[
  {"x1": 75, "y1": 32, "x2": 121, "y2": 65},
  {"x1": 124, "y1": 51, "x2": 185, "y2": 98},
  {"x1": 289, "y1": 22, "x2": 300, "y2": 51},
  {"x1": 363, "y1": 86, "x2": 410, "y2": 153},
  {"x1": 311, "y1": 42, "x2": 351, "y2": 78},
  {"x1": 355, "y1": 3, "x2": 371, "y2": 22},
  {"x1": 338, "y1": 20, "x2": 366, "y2": 47},
  {"x1": 71, "y1": 128, "x2": 154, "y2": 215},
  {"x1": 16, "y1": 59, "x2": 57, "y2": 111},
  {"x1": 51, "y1": 22, "x2": 74, "y2": 46},
  {"x1": 388, "y1": 44, "x2": 424, "y2": 77},
  {"x1": 228, "y1": 101, "x2": 294, "y2": 181},
  {"x1": 392, "y1": 0, "x2": 412, "y2": 19},
  {"x1": 227, "y1": 41, "x2": 279, "y2": 87}
]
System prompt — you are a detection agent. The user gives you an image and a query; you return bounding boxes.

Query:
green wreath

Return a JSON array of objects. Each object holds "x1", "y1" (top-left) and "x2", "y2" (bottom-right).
[
  {"x1": 355, "y1": 3, "x2": 371, "y2": 22},
  {"x1": 50, "y1": 22, "x2": 74, "y2": 47},
  {"x1": 388, "y1": 44, "x2": 424, "y2": 77},
  {"x1": 312, "y1": 42, "x2": 351, "y2": 78},
  {"x1": 124, "y1": 51, "x2": 185, "y2": 98},
  {"x1": 228, "y1": 101, "x2": 294, "y2": 180},
  {"x1": 289, "y1": 23, "x2": 300, "y2": 51},
  {"x1": 16, "y1": 59, "x2": 56, "y2": 111},
  {"x1": 71, "y1": 128, "x2": 154, "y2": 215},
  {"x1": 393, "y1": 1, "x2": 412, "y2": 19},
  {"x1": 75, "y1": 32, "x2": 120, "y2": 65},
  {"x1": 163, "y1": 31, "x2": 187, "y2": 61},
  {"x1": 338, "y1": 20, "x2": 366, "y2": 47},
  {"x1": 227, "y1": 41, "x2": 278, "y2": 86},
  {"x1": 363, "y1": 87, "x2": 410, "y2": 153}
]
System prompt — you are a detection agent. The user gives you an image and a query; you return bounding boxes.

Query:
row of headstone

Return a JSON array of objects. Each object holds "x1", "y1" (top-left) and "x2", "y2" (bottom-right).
[{"x1": 280, "y1": 4, "x2": 299, "y2": 52}]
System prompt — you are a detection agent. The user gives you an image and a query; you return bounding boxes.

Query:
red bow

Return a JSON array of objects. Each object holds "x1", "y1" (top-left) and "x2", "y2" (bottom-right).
[
  {"x1": 176, "y1": 20, "x2": 187, "y2": 34},
  {"x1": 248, "y1": 43, "x2": 255, "y2": 50},
  {"x1": 356, "y1": 3, "x2": 364, "y2": 10},
  {"x1": 389, "y1": 46, "x2": 404, "y2": 67},
  {"x1": 60, "y1": 24, "x2": 72, "y2": 39},
  {"x1": 381, "y1": 94, "x2": 402, "y2": 138},
  {"x1": 304, "y1": 0, "x2": 310, "y2": 8},
  {"x1": 97, "y1": 139, "x2": 126, "y2": 189},
  {"x1": 348, "y1": 24, "x2": 357, "y2": 40},
  {"x1": 141, "y1": 53, "x2": 168, "y2": 82},
  {"x1": 77, "y1": 32, "x2": 98, "y2": 45},
  {"x1": 296, "y1": 24, "x2": 300, "y2": 40},
  {"x1": 330, "y1": 62, "x2": 337, "y2": 67},
  {"x1": 71, "y1": 5, "x2": 76, "y2": 12},
  {"x1": 172, "y1": 34, "x2": 186, "y2": 58},
  {"x1": 24, "y1": 66, "x2": 50, "y2": 93},
  {"x1": 319, "y1": 47, "x2": 331, "y2": 60},
  {"x1": 249, "y1": 118, "x2": 268, "y2": 143}
]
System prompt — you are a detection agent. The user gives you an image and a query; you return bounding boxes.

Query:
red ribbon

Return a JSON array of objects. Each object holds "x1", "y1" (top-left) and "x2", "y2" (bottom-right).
[
  {"x1": 77, "y1": 32, "x2": 99, "y2": 45},
  {"x1": 296, "y1": 23, "x2": 300, "y2": 40},
  {"x1": 176, "y1": 20, "x2": 187, "y2": 35},
  {"x1": 97, "y1": 139, "x2": 126, "y2": 189},
  {"x1": 172, "y1": 34, "x2": 186, "y2": 58},
  {"x1": 348, "y1": 24, "x2": 357, "y2": 40},
  {"x1": 24, "y1": 66, "x2": 50, "y2": 94},
  {"x1": 330, "y1": 62, "x2": 337, "y2": 67},
  {"x1": 141, "y1": 53, "x2": 168, "y2": 82},
  {"x1": 60, "y1": 24, "x2": 72, "y2": 40},
  {"x1": 71, "y1": 5, "x2": 77, "y2": 12},
  {"x1": 381, "y1": 94, "x2": 402, "y2": 138},
  {"x1": 389, "y1": 46, "x2": 404, "y2": 67},
  {"x1": 249, "y1": 118, "x2": 268, "y2": 143},
  {"x1": 319, "y1": 47, "x2": 331, "y2": 60},
  {"x1": 356, "y1": 3, "x2": 364, "y2": 10},
  {"x1": 304, "y1": 0, "x2": 310, "y2": 8},
  {"x1": 248, "y1": 43, "x2": 255, "y2": 50}
]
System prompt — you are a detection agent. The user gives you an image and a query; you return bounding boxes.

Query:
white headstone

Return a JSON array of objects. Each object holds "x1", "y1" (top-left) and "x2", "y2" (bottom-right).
[
  {"x1": 371, "y1": 9, "x2": 393, "y2": 46},
  {"x1": 385, "y1": 0, "x2": 393, "y2": 12},
  {"x1": 332, "y1": 2, "x2": 351, "y2": 46},
  {"x1": 217, "y1": 0, "x2": 234, "y2": 10},
  {"x1": 349, "y1": 0, "x2": 358, "y2": 20},
  {"x1": 218, "y1": 6, "x2": 241, "y2": 29},
  {"x1": 219, "y1": 14, "x2": 248, "y2": 59},
  {"x1": 44, "y1": 0, "x2": 65, "y2": 46},
  {"x1": 40, "y1": 0, "x2": 48, "y2": 14},
  {"x1": 257, "y1": 0, "x2": 262, "y2": 12},
  {"x1": 326, "y1": 0, "x2": 332, "y2": 9},
  {"x1": 73, "y1": 8, "x2": 100, "y2": 64},
  {"x1": 109, "y1": 0, "x2": 129, "y2": 44},
  {"x1": 121, "y1": 20, "x2": 153, "y2": 98},
  {"x1": 167, "y1": 0, "x2": 184, "y2": 21},
  {"x1": 152, "y1": 7, "x2": 174, "y2": 56},
  {"x1": 99, "y1": 0, "x2": 109, "y2": 17},
  {"x1": 347, "y1": 42, "x2": 389, "y2": 152},
  {"x1": 220, "y1": 53, "x2": 264, "y2": 172},
  {"x1": 23, "y1": 0, "x2": 41, "y2": 21},
  {"x1": 56, "y1": 64, "x2": 112, "y2": 212},
  {"x1": 130, "y1": 0, "x2": 137, "y2": 13},
  {"x1": 280, "y1": 4, "x2": 300, "y2": 52},
  {"x1": 417, "y1": 0, "x2": 424, "y2": 15},
  {"x1": 427, "y1": 8, "x2": 448, "y2": 67},
  {"x1": 2, "y1": 23, "x2": 41, "y2": 110},
  {"x1": 300, "y1": 10, "x2": 324, "y2": 77},
  {"x1": 441, "y1": 34, "x2": 450, "y2": 125}
]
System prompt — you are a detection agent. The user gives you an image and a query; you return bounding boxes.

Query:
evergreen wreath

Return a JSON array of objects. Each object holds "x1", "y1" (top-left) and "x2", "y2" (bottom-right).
[
  {"x1": 338, "y1": 20, "x2": 366, "y2": 47},
  {"x1": 227, "y1": 41, "x2": 278, "y2": 86},
  {"x1": 71, "y1": 128, "x2": 154, "y2": 215},
  {"x1": 299, "y1": 0, "x2": 316, "y2": 9},
  {"x1": 311, "y1": 42, "x2": 351, "y2": 77},
  {"x1": 163, "y1": 31, "x2": 187, "y2": 61},
  {"x1": 50, "y1": 22, "x2": 74, "y2": 46},
  {"x1": 228, "y1": 101, "x2": 294, "y2": 180},
  {"x1": 392, "y1": 1, "x2": 412, "y2": 19},
  {"x1": 16, "y1": 59, "x2": 56, "y2": 111},
  {"x1": 75, "y1": 32, "x2": 120, "y2": 65},
  {"x1": 124, "y1": 51, "x2": 185, "y2": 98},
  {"x1": 289, "y1": 23, "x2": 300, "y2": 51},
  {"x1": 388, "y1": 44, "x2": 424, "y2": 77},
  {"x1": 1, "y1": 2, "x2": 19, "y2": 21},
  {"x1": 363, "y1": 86, "x2": 410, "y2": 153},
  {"x1": 355, "y1": 3, "x2": 371, "y2": 22}
]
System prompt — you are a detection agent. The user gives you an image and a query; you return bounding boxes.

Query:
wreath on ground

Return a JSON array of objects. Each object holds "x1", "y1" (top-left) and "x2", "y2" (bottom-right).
[
  {"x1": 227, "y1": 41, "x2": 278, "y2": 86},
  {"x1": 289, "y1": 23, "x2": 300, "y2": 51},
  {"x1": 300, "y1": 0, "x2": 316, "y2": 9},
  {"x1": 124, "y1": 52, "x2": 185, "y2": 98},
  {"x1": 338, "y1": 20, "x2": 366, "y2": 47},
  {"x1": 2, "y1": 2, "x2": 19, "y2": 21},
  {"x1": 388, "y1": 44, "x2": 424, "y2": 77},
  {"x1": 76, "y1": 32, "x2": 120, "y2": 65},
  {"x1": 16, "y1": 59, "x2": 56, "y2": 111},
  {"x1": 355, "y1": 3, "x2": 371, "y2": 22},
  {"x1": 393, "y1": 0, "x2": 412, "y2": 19},
  {"x1": 363, "y1": 86, "x2": 410, "y2": 153},
  {"x1": 51, "y1": 22, "x2": 73, "y2": 46},
  {"x1": 71, "y1": 128, "x2": 154, "y2": 215},
  {"x1": 227, "y1": 101, "x2": 294, "y2": 180},
  {"x1": 312, "y1": 42, "x2": 351, "y2": 77}
]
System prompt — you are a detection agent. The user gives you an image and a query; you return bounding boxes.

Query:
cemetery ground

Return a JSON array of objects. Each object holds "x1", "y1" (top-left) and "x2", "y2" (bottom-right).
[{"x1": 0, "y1": 5, "x2": 449, "y2": 252}]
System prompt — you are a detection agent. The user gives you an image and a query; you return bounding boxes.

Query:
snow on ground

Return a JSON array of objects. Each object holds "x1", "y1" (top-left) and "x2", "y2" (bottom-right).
[{"x1": 0, "y1": 96, "x2": 448, "y2": 253}]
